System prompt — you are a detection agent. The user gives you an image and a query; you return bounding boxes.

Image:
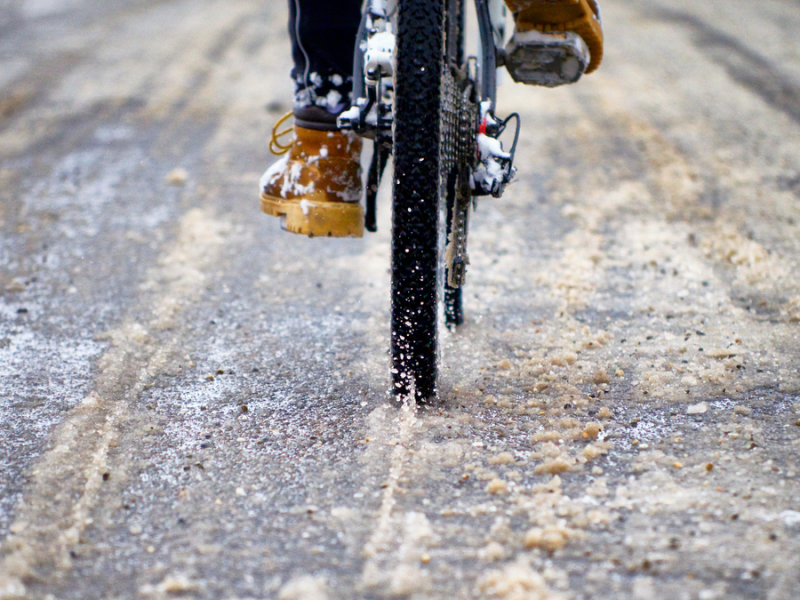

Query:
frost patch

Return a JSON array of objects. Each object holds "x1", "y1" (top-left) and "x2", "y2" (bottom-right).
[
  {"x1": 0, "y1": 314, "x2": 104, "y2": 535},
  {"x1": 762, "y1": 510, "x2": 800, "y2": 527},
  {"x1": 23, "y1": 148, "x2": 142, "y2": 214}
]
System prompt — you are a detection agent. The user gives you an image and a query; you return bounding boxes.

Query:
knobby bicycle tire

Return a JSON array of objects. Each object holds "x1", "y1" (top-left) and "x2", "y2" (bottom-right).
[{"x1": 392, "y1": 0, "x2": 467, "y2": 401}]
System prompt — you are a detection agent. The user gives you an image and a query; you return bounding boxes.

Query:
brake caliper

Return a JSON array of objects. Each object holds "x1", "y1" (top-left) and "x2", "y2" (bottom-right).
[{"x1": 472, "y1": 101, "x2": 518, "y2": 198}]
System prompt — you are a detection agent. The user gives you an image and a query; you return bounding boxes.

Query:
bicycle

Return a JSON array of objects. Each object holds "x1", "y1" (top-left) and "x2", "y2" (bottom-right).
[
  {"x1": 337, "y1": 0, "x2": 521, "y2": 402},
  {"x1": 337, "y1": 0, "x2": 520, "y2": 402}
]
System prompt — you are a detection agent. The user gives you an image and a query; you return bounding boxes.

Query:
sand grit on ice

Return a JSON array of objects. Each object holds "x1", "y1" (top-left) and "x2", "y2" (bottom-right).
[
  {"x1": 700, "y1": 224, "x2": 785, "y2": 286},
  {"x1": 786, "y1": 296, "x2": 800, "y2": 322},
  {"x1": 582, "y1": 422, "x2": 603, "y2": 440},
  {"x1": 278, "y1": 575, "x2": 329, "y2": 600},
  {"x1": 488, "y1": 452, "x2": 516, "y2": 465},
  {"x1": 139, "y1": 574, "x2": 199, "y2": 596},
  {"x1": 523, "y1": 526, "x2": 574, "y2": 552},
  {"x1": 478, "y1": 559, "x2": 565, "y2": 600},
  {"x1": 0, "y1": 575, "x2": 26, "y2": 600},
  {"x1": 486, "y1": 478, "x2": 510, "y2": 495},
  {"x1": 687, "y1": 402, "x2": 708, "y2": 415},
  {"x1": 373, "y1": 512, "x2": 435, "y2": 596},
  {"x1": 164, "y1": 167, "x2": 187, "y2": 185},
  {"x1": 480, "y1": 542, "x2": 508, "y2": 562}
]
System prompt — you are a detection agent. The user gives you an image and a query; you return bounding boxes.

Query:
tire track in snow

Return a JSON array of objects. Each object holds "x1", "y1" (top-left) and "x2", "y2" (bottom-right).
[
  {"x1": 358, "y1": 401, "x2": 436, "y2": 597},
  {"x1": 335, "y1": 190, "x2": 440, "y2": 596},
  {"x1": 0, "y1": 208, "x2": 233, "y2": 595}
]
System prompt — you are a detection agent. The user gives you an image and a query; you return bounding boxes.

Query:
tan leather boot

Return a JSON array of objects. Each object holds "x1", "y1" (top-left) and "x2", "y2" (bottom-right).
[
  {"x1": 261, "y1": 125, "x2": 363, "y2": 238},
  {"x1": 505, "y1": 0, "x2": 603, "y2": 75}
]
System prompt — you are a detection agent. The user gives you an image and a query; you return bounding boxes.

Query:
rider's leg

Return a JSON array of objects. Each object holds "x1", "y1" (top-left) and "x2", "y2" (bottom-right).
[
  {"x1": 503, "y1": 0, "x2": 603, "y2": 87},
  {"x1": 288, "y1": 0, "x2": 362, "y2": 126},
  {"x1": 260, "y1": 0, "x2": 364, "y2": 237}
]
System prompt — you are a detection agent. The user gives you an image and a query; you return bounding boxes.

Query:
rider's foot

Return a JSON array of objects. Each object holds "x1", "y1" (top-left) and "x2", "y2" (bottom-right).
[
  {"x1": 260, "y1": 111, "x2": 364, "y2": 238},
  {"x1": 504, "y1": 0, "x2": 603, "y2": 87}
]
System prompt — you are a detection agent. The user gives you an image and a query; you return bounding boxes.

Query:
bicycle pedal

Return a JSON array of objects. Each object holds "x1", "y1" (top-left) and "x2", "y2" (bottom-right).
[{"x1": 504, "y1": 30, "x2": 590, "y2": 87}]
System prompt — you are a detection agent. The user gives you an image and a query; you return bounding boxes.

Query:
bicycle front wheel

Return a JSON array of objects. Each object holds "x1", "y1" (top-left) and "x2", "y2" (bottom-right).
[{"x1": 392, "y1": 0, "x2": 465, "y2": 401}]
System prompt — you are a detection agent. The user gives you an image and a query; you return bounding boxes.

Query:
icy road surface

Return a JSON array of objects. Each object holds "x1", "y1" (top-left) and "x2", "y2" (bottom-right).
[{"x1": 1, "y1": 0, "x2": 799, "y2": 598}]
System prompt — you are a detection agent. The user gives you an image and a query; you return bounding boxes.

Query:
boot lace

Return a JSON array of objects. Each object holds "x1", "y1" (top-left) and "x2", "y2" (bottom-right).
[{"x1": 269, "y1": 111, "x2": 294, "y2": 156}]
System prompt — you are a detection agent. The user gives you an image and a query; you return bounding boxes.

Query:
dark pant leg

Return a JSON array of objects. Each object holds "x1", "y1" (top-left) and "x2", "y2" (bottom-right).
[{"x1": 288, "y1": 0, "x2": 363, "y2": 113}]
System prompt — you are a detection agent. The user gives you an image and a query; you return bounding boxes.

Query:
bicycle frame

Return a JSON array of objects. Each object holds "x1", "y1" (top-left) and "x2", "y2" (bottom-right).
[
  {"x1": 343, "y1": 0, "x2": 506, "y2": 136},
  {"x1": 339, "y1": 0, "x2": 518, "y2": 222}
]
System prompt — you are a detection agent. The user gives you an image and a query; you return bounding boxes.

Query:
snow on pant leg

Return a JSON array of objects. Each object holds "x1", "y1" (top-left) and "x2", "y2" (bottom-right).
[{"x1": 288, "y1": 0, "x2": 363, "y2": 113}]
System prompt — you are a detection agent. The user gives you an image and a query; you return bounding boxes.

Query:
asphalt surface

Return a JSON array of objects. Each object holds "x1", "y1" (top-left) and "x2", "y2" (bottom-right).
[{"x1": 1, "y1": 1, "x2": 800, "y2": 599}]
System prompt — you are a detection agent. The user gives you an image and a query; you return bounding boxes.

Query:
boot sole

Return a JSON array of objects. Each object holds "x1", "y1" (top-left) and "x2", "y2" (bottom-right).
[{"x1": 261, "y1": 193, "x2": 364, "y2": 238}]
